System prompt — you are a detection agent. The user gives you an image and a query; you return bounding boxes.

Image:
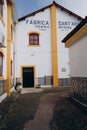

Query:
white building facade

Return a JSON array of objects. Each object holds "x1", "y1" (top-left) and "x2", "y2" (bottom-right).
[
  {"x1": 62, "y1": 17, "x2": 87, "y2": 98},
  {"x1": 16, "y1": 2, "x2": 82, "y2": 88},
  {"x1": 0, "y1": 0, "x2": 17, "y2": 101}
]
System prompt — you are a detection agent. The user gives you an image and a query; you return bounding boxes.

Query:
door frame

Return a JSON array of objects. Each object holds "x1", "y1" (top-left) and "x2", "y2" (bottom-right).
[{"x1": 20, "y1": 65, "x2": 36, "y2": 87}]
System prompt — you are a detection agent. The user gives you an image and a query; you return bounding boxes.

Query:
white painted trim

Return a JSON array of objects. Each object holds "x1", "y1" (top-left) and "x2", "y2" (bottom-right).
[
  {"x1": 41, "y1": 85, "x2": 53, "y2": 88},
  {"x1": 11, "y1": 87, "x2": 15, "y2": 92},
  {"x1": 0, "y1": 93, "x2": 7, "y2": 103},
  {"x1": 0, "y1": 87, "x2": 15, "y2": 103}
]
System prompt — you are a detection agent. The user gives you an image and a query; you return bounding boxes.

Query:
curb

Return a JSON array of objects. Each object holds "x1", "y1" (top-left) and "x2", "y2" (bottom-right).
[{"x1": 69, "y1": 96, "x2": 87, "y2": 113}]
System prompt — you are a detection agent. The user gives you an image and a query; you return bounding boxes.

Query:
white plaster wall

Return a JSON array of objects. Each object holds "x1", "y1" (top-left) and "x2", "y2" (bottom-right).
[
  {"x1": 0, "y1": 0, "x2": 16, "y2": 79},
  {"x1": 16, "y1": 6, "x2": 82, "y2": 79},
  {"x1": 56, "y1": 7, "x2": 81, "y2": 78},
  {"x1": 3, "y1": 48, "x2": 6, "y2": 78},
  {"x1": 69, "y1": 33, "x2": 87, "y2": 77},
  {"x1": 0, "y1": 0, "x2": 7, "y2": 79},
  {"x1": 16, "y1": 8, "x2": 52, "y2": 77}
]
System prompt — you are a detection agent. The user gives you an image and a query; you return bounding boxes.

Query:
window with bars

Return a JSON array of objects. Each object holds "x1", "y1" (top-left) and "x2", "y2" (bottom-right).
[
  {"x1": 0, "y1": 52, "x2": 3, "y2": 76},
  {"x1": 29, "y1": 33, "x2": 39, "y2": 45}
]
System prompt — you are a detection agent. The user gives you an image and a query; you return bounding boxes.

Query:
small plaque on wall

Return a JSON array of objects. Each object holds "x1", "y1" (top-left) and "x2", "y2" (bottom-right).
[{"x1": 61, "y1": 68, "x2": 66, "y2": 72}]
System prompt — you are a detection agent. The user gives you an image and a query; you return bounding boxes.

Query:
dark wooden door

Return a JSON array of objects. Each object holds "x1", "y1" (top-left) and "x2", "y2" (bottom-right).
[{"x1": 23, "y1": 67, "x2": 34, "y2": 88}]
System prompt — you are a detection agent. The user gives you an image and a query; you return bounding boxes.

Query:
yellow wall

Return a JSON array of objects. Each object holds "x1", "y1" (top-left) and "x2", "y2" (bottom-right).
[
  {"x1": 6, "y1": 1, "x2": 12, "y2": 96},
  {"x1": 51, "y1": 4, "x2": 58, "y2": 87},
  {"x1": 65, "y1": 24, "x2": 87, "y2": 47}
]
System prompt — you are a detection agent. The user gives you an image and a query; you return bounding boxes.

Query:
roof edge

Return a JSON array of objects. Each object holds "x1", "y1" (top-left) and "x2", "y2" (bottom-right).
[
  {"x1": 18, "y1": 1, "x2": 83, "y2": 22},
  {"x1": 18, "y1": 2, "x2": 53, "y2": 21},
  {"x1": 62, "y1": 16, "x2": 87, "y2": 43}
]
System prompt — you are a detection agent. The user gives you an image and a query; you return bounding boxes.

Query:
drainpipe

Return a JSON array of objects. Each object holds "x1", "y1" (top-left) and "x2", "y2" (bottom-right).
[{"x1": 13, "y1": 23, "x2": 16, "y2": 87}]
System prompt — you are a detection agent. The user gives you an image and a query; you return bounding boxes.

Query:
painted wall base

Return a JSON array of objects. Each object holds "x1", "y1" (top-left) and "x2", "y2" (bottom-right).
[
  {"x1": 71, "y1": 77, "x2": 87, "y2": 99},
  {"x1": 0, "y1": 87, "x2": 15, "y2": 103},
  {"x1": 59, "y1": 78, "x2": 70, "y2": 86},
  {"x1": 37, "y1": 75, "x2": 53, "y2": 86},
  {"x1": 16, "y1": 76, "x2": 70, "y2": 87}
]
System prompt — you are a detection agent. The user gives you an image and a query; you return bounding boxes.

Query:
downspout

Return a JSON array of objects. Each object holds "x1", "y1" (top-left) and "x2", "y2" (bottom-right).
[{"x1": 13, "y1": 23, "x2": 16, "y2": 87}]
